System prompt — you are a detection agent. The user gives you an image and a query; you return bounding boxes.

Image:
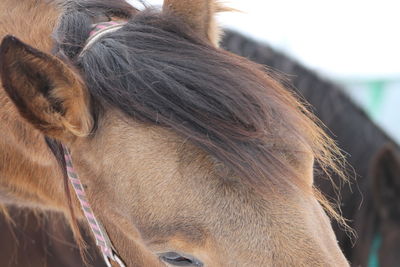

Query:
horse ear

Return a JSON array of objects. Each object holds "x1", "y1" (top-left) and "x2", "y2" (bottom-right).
[
  {"x1": 0, "y1": 36, "x2": 92, "y2": 141},
  {"x1": 163, "y1": 0, "x2": 229, "y2": 47},
  {"x1": 371, "y1": 145, "x2": 400, "y2": 220}
]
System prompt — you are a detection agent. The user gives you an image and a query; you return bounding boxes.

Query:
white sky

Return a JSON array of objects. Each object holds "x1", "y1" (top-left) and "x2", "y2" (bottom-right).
[{"x1": 130, "y1": 0, "x2": 400, "y2": 79}]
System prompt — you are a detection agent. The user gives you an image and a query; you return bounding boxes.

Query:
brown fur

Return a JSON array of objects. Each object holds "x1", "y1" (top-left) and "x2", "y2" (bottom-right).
[
  {"x1": 163, "y1": 0, "x2": 228, "y2": 46},
  {"x1": 0, "y1": 2, "x2": 92, "y2": 265},
  {"x1": 0, "y1": 0, "x2": 67, "y2": 210},
  {"x1": 0, "y1": 0, "x2": 349, "y2": 266},
  {"x1": 0, "y1": 207, "x2": 105, "y2": 267}
]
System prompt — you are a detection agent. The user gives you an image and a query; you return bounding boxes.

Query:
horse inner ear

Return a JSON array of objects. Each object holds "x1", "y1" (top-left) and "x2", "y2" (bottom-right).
[
  {"x1": 0, "y1": 35, "x2": 92, "y2": 140},
  {"x1": 163, "y1": 0, "x2": 231, "y2": 47}
]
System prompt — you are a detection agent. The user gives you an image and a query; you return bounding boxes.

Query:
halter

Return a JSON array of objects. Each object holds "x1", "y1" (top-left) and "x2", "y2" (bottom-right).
[
  {"x1": 80, "y1": 21, "x2": 126, "y2": 56},
  {"x1": 63, "y1": 21, "x2": 128, "y2": 267},
  {"x1": 63, "y1": 145, "x2": 125, "y2": 267}
]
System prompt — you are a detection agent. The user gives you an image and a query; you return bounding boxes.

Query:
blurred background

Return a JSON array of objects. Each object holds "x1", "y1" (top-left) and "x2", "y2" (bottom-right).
[{"x1": 134, "y1": 0, "x2": 400, "y2": 143}]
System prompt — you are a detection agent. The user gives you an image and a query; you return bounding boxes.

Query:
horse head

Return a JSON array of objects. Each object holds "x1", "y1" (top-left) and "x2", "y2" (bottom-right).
[{"x1": 0, "y1": 1, "x2": 349, "y2": 266}]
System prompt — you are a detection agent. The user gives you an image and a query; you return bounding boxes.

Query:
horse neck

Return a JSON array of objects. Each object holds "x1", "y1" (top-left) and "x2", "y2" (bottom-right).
[{"x1": 0, "y1": 0, "x2": 68, "y2": 210}]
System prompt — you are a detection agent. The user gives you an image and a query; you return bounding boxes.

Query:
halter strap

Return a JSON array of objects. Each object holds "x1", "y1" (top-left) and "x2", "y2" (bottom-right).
[
  {"x1": 63, "y1": 145, "x2": 126, "y2": 267},
  {"x1": 80, "y1": 21, "x2": 127, "y2": 56},
  {"x1": 64, "y1": 20, "x2": 131, "y2": 267}
]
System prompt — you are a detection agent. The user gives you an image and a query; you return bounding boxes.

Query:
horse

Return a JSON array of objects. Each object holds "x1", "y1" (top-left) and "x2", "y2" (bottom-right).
[
  {"x1": 221, "y1": 31, "x2": 400, "y2": 266},
  {"x1": 358, "y1": 144, "x2": 400, "y2": 267},
  {"x1": 0, "y1": 0, "x2": 349, "y2": 266}
]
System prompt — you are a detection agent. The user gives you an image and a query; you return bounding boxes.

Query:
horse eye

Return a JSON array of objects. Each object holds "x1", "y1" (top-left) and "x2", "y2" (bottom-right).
[{"x1": 159, "y1": 252, "x2": 203, "y2": 266}]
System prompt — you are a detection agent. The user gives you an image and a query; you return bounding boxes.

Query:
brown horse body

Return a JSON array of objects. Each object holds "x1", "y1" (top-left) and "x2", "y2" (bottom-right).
[{"x1": 0, "y1": 1, "x2": 348, "y2": 266}]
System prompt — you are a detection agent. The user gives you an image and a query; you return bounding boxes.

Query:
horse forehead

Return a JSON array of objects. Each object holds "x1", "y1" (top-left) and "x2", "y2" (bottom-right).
[
  {"x1": 84, "y1": 111, "x2": 314, "y2": 213},
  {"x1": 82, "y1": 112, "x2": 272, "y2": 207}
]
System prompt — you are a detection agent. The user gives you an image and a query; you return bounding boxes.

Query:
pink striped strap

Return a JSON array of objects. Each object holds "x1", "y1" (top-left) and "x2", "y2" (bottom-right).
[
  {"x1": 63, "y1": 145, "x2": 126, "y2": 267},
  {"x1": 80, "y1": 21, "x2": 127, "y2": 56},
  {"x1": 62, "y1": 21, "x2": 129, "y2": 267}
]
